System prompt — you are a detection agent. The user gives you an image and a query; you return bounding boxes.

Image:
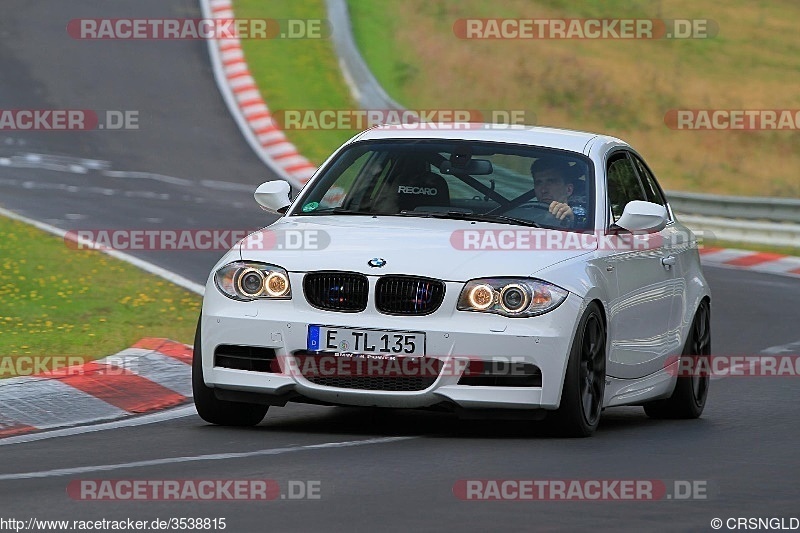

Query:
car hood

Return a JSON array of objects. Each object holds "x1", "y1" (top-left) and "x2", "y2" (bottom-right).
[{"x1": 238, "y1": 215, "x2": 595, "y2": 282}]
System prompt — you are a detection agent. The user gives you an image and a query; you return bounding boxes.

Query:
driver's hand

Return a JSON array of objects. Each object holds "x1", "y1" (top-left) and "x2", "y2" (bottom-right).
[{"x1": 549, "y1": 201, "x2": 574, "y2": 223}]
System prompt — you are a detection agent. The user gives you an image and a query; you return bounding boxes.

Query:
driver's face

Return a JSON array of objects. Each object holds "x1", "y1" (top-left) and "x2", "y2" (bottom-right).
[{"x1": 534, "y1": 171, "x2": 573, "y2": 204}]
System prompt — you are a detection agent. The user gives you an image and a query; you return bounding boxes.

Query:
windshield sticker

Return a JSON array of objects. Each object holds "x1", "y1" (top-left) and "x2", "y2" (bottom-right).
[{"x1": 302, "y1": 202, "x2": 320, "y2": 212}]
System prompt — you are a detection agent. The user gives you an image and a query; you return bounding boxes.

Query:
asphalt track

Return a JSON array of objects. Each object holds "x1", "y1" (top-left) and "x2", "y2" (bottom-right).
[
  {"x1": 1, "y1": 1, "x2": 799, "y2": 531},
  {"x1": 0, "y1": 0, "x2": 281, "y2": 282}
]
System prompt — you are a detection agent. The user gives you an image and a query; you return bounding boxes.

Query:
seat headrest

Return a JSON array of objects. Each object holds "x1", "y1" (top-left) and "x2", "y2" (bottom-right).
[{"x1": 394, "y1": 171, "x2": 450, "y2": 212}]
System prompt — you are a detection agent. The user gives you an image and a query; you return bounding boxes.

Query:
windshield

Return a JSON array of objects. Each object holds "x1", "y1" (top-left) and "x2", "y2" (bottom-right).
[{"x1": 291, "y1": 140, "x2": 594, "y2": 230}]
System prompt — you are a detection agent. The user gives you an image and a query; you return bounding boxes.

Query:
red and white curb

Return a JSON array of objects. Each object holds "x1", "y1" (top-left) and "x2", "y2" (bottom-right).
[
  {"x1": 699, "y1": 248, "x2": 800, "y2": 278},
  {"x1": 0, "y1": 339, "x2": 192, "y2": 439},
  {"x1": 202, "y1": 0, "x2": 317, "y2": 188}
]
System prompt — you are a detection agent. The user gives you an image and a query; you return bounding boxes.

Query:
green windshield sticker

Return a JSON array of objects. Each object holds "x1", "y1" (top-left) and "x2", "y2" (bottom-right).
[{"x1": 302, "y1": 202, "x2": 319, "y2": 212}]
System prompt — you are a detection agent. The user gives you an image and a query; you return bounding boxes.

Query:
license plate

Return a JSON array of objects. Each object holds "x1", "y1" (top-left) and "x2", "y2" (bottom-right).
[{"x1": 307, "y1": 325, "x2": 425, "y2": 357}]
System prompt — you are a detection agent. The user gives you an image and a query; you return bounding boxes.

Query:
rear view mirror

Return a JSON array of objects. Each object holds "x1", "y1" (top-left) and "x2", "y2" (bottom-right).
[
  {"x1": 614, "y1": 200, "x2": 668, "y2": 233},
  {"x1": 254, "y1": 180, "x2": 291, "y2": 214},
  {"x1": 439, "y1": 158, "x2": 493, "y2": 175}
]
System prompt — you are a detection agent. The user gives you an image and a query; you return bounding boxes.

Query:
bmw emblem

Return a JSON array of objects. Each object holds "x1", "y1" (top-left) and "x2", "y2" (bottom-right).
[{"x1": 368, "y1": 257, "x2": 387, "y2": 268}]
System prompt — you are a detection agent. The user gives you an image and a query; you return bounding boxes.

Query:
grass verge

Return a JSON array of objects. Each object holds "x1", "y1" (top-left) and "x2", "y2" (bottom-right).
[
  {"x1": 233, "y1": 0, "x2": 358, "y2": 164},
  {"x1": 0, "y1": 215, "x2": 201, "y2": 377},
  {"x1": 347, "y1": 0, "x2": 800, "y2": 198}
]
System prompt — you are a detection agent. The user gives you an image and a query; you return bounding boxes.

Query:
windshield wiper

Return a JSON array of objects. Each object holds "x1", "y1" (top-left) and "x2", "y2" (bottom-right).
[
  {"x1": 398, "y1": 210, "x2": 541, "y2": 228},
  {"x1": 452, "y1": 213, "x2": 542, "y2": 228}
]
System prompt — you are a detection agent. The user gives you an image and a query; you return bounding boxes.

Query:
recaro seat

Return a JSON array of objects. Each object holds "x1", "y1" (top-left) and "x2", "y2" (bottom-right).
[{"x1": 393, "y1": 171, "x2": 450, "y2": 212}]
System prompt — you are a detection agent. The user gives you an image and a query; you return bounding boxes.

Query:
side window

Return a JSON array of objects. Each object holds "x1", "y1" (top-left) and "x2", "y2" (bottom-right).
[
  {"x1": 632, "y1": 155, "x2": 668, "y2": 210},
  {"x1": 607, "y1": 153, "x2": 646, "y2": 223}
]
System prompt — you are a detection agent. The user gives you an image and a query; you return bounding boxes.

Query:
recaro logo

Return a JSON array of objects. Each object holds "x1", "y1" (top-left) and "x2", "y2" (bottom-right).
[{"x1": 398, "y1": 186, "x2": 438, "y2": 195}]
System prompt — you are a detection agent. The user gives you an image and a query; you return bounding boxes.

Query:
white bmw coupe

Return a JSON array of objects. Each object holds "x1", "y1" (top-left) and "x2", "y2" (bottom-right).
[{"x1": 193, "y1": 124, "x2": 711, "y2": 436}]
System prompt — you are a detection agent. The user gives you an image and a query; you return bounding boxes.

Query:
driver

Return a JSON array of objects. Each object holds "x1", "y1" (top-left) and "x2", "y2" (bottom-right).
[{"x1": 530, "y1": 157, "x2": 586, "y2": 226}]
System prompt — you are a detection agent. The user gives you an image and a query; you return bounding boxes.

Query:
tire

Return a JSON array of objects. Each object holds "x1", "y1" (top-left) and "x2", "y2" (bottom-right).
[
  {"x1": 547, "y1": 302, "x2": 606, "y2": 437},
  {"x1": 192, "y1": 317, "x2": 268, "y2": 426},
  {"x1": 643, "y1": 299, "x2": 710, "y2": 420}
]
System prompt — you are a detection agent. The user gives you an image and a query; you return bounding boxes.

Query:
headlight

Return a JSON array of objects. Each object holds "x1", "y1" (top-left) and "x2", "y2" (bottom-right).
[
  {"x1": 215, "y1": 262, "x2": 291, "y2": 301},
  {"x1": 457, "y1": 278, "x2": 568, "y2": 317}
]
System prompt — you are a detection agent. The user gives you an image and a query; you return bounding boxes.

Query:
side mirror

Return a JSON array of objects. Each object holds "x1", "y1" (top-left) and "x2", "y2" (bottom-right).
[
  {"x1": 254, "y1": 180, "x2": 291, "y2": 214},
  {"x1": 614, "y1": 200, "x2": 668, "y2": 233}
]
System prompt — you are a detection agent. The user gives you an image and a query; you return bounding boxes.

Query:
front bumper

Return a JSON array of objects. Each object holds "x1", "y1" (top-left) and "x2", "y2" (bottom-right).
[{"x1": 200, "y1": 275, "x2": 584, "y2": 410}]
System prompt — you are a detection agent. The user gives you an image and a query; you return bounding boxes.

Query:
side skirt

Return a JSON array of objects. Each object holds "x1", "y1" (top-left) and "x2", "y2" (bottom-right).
[{"x1": 603, "y1": 360, "x2": 679, "y2": 407}]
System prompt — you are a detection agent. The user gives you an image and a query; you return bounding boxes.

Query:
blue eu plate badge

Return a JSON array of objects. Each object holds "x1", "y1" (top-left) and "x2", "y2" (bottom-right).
[{"x1": 307, "y1": 325, "x2": 321, "y2": 351}]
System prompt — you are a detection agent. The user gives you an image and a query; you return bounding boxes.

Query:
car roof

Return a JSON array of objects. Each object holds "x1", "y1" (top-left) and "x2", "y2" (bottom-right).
[{"x1": 352, "y1": 123, "x2": 626, "y2": 155}]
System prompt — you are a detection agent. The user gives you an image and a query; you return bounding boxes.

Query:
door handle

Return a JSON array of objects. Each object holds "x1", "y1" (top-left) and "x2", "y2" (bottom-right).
[{"x1": 661, "y1": 255, "x2": 676, "y2": 269}]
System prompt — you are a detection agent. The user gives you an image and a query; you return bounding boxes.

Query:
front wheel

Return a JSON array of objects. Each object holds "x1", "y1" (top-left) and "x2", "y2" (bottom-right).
[
  {"x1": 643, "y1": 299, "x2": 710, "y2": 419},
  {"x1": 192, "y1": 318, "x2": 268, "y2": 426},
  {"x1": 547, "y1": 302, "x2": 606, "y2": 437}
]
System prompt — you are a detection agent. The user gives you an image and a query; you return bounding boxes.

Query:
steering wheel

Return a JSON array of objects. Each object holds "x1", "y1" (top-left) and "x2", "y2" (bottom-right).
[
  {"x1": 507, "y1": 200, "x2": 578, "y2": 228},
  {"x1": 515, "y1": 200, "x2": 555, "y2": 211},
  {"x1": 487, "y1": 200, "x2": 553, "y2": 216}
]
